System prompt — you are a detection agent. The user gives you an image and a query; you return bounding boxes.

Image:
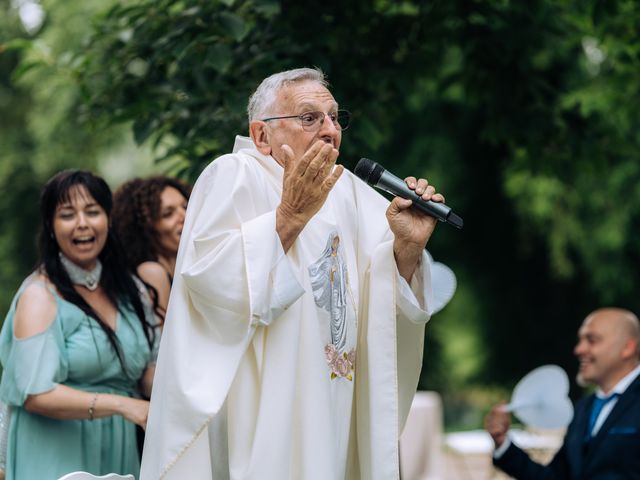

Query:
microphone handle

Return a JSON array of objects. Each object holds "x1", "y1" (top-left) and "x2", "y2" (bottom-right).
[{"x1": 376, "y1": 172, "x2": 452, "y2": 222}]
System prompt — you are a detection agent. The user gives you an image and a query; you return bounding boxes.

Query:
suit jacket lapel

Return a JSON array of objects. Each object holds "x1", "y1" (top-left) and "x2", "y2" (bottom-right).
[
  {"x1": 582, "y1": 375, "x2": 640, "y2": 466},
  {"x1": 567, "y1": 395, "x2": 593, "y2": 474}
]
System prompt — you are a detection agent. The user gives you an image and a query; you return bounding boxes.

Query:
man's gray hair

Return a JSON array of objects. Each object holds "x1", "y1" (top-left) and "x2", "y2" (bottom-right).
[{"x1": 247, "y1": 67, "x2": 328, "y2": 122}]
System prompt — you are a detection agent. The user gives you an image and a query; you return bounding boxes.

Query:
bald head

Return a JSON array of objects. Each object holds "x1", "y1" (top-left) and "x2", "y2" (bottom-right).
[
  {"x1": 575, "y1": 308, "x2": 640, "y2": 392},
  {"x1": 584, "y1": 308, "x2": 640, "y2": 356}
]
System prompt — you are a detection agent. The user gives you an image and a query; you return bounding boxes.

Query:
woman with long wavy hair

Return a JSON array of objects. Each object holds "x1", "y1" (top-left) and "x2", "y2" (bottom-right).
[
  {"x1": 112, "y1": 176, "x2": 191, "y2": 322},
  {"x1": 0, "y1": 170, "x2": 158, "y2": 480}
]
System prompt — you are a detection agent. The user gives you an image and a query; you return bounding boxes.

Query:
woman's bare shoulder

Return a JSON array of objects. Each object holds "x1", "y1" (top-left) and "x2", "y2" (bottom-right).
[{"x1": 14, "y1": 274, "x2": 58, "y2": 339}]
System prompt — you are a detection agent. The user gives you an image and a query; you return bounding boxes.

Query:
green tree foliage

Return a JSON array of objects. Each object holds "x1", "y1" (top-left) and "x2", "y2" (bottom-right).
[
  {"x1": 5, "y1": 0, "x2": 640, "y2": 407},
  {"x1": 73, "y1": 0, "x2": 286, "y2": 179},
  {"x1": 0, "y1": 0, "x2": 131, "y2": 317},
  {"x1": 0, "y1": 2, "x2": 42, "y2": 314}
]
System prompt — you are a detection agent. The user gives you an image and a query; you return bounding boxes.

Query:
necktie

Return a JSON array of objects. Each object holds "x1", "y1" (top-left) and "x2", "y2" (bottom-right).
[{"x1": 587, "y1": 392, "x2": 619, "y2": 437}]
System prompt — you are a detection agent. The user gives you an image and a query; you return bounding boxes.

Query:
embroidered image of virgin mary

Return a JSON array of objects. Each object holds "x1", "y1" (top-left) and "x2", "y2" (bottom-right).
[{"x1": 308, "y1": 232, "x2": 355, "y2": 380}]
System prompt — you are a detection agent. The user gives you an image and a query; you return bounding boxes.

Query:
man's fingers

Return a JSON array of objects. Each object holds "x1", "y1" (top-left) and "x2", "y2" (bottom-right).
[
  {"x1": 414, "y1": 179, "x2": 430, "y2": 195},
  {"x1": 321, "y1": 164, "x2": 344, "y2": 193},
  {"x1": 305, "y1": 143, "x2": 333, "y2": 178},
  {"x1": 296, "y1": 141, "x2": 326, "y2": 176},
  {"x1": 316, "y1": 147, "x2": 339, "y2": 181},
  {"x1": 389, "y1": 196, "x2": 413, "y2": 213},
  {"x1": 419, "y1": 185, "x2": 436, "y2": 200},
  {"x1": 403, "y1": 177, "x2": 446, "y2": 203},
  {"x1": 430, "y1": 193, "x2": 445, "y2": 203},
  {"x1": 404, "y1": 176, "x2": 418, "y2": 189}
]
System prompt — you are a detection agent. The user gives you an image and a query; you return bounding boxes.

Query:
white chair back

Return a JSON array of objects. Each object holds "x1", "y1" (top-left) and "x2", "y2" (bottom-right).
[{"x1": 57, "y1": 473, "x2": 134, "y2": 480}]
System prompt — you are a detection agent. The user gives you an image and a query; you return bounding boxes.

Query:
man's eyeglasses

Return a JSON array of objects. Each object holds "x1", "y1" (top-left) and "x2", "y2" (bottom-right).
[{"x1": 261, "y1": 110, "x2": 351, "y2": 132}]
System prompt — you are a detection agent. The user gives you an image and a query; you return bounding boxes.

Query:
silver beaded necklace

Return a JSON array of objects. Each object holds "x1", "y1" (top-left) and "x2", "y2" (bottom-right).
[{"x1": 59, "y1": 253, "x2": 103, "y2": 291}]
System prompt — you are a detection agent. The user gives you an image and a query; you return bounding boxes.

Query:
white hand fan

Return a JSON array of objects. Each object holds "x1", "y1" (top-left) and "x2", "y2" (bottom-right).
[
  {"x1": 505, "y1": 364, "x2": 574, "y2": 429},
  {"x1": 425, "y1": 251, "x2": 456, "y2": 314}
]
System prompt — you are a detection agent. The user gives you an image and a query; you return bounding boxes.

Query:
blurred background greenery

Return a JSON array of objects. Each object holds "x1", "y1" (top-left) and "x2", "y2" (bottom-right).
[{"x1": 2, "y1": 0, "x2": 639, "y2": 431}]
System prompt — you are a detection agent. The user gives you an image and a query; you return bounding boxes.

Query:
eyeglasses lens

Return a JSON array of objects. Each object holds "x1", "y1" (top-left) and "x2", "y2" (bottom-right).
[{"x1": 299, "y1": 110, "x2": 351, "y2": 131}]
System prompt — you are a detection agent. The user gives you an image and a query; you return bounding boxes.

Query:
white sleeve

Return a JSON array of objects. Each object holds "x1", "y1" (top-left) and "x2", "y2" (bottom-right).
[
  {"x1": 180, "y1": 155, "x2": 305, "y2": 340},
  {"x1": 493, "y1": 436, "x2": 512, "y2": 458},
  {"x1": 395, "y1": 250, "x2": 433, "y2": 324},
  {"x1": 240, "y1": 210, "x2": 305, "y2": 327}
]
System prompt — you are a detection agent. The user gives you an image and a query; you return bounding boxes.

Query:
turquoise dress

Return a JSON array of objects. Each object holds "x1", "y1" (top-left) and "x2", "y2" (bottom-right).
[{"x1": 0, "y1": 276, "x2": 155, "y2": 480}]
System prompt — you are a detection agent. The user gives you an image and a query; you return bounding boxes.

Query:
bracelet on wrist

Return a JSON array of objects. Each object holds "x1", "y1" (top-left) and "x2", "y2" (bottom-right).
[{"x1": 88, "y1": 393, "x2": 99, "y2": 421}]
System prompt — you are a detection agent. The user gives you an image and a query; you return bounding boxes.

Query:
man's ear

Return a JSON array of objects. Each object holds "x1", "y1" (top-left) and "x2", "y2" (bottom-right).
[
  {"x1": 621, "y1": 338, "x2": 638, "y2": 360},
  {"x1": 250, "y1": 121, "x2": 272, "y2": 155}
]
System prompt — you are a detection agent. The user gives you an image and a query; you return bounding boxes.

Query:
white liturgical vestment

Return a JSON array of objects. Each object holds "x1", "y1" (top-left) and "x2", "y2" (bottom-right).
[{"x1": 140, "y1": 137, "x2": 435, "y2": 480}]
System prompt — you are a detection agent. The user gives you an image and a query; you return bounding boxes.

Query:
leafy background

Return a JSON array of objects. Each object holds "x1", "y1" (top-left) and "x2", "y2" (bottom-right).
[{"x1": 2, "y1": 0, "x2": 639, "y2": 429}]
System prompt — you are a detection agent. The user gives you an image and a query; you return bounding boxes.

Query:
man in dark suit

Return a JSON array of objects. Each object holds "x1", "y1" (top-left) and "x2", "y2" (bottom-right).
[{"x1": 485, "y1": 307, "x2": 640, "y2": 479}]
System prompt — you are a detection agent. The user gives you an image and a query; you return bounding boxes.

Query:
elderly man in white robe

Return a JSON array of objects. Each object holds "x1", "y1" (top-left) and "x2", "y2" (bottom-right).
[{"x1": 141, "y1": 67, "x2": 447, "y2": 480}]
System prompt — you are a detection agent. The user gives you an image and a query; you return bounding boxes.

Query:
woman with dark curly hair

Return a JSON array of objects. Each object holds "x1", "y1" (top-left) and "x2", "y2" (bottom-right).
[
  {"x1": 112, "y1": 176, "x2": 191, "y2": 322},
  {"x1": 0, "y1": 170, "x2": 157, "y2": 479}
]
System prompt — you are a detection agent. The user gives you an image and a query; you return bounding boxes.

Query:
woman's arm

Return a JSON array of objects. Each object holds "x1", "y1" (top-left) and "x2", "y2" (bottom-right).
[
  {"x1": 139, "y1": 365, "x2": 155, "y2": 399},
  {"x1": 13, "y1": 280, "x2": 58, "y2": 339},
  {"x1": 24, "y1": 384, "x2": 149, "y2": 429},
  {"x1": 137, "y1": 261, "x2": 171, "y2": 322},
  {"x1": 14, "y1": 279, "x2": 150, "y2": 429}
]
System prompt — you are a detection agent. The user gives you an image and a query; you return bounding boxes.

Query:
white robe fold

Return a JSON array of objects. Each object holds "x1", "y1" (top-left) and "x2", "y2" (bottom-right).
[{"x1": 140, "y1": 138, "x2": 434, "y2": 480}]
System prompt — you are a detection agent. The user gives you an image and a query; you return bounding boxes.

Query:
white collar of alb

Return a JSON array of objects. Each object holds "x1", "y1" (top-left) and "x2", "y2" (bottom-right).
[{"x1": 59, "y1": 253, "x2": 102, "y2": 291}]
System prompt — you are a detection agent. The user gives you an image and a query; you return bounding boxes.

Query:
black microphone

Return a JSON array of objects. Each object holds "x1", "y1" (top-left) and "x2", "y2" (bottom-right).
[{"x1": 354, "y1": 158, "x2": 463, "y2": 229}]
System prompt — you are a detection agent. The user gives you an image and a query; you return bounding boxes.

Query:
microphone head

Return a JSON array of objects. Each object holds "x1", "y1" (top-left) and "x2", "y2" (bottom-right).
[{"x1": 354, "y1": 158, "x2": 384, "y2": 185}]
